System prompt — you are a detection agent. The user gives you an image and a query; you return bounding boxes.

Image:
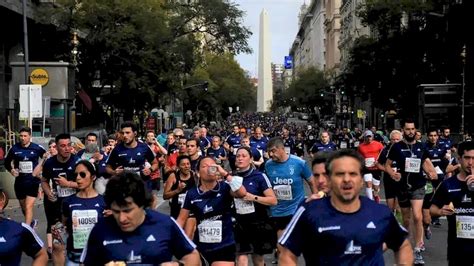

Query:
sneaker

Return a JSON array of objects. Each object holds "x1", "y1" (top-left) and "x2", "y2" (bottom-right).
[
  {"x1": 30, "y1": 219, "x2": 38, "y2": 229},
  {"x1": 424, "y1": 226, "x2": 432, "y2": 240},
  {"x1": 418, "y1": 243, "x2": 426, "y2": 252},
  {"x1": 414, "y1": 248, "x2": 425, "y2": 265},
  {"x1": 432, "y1": 217, "x2": 442, "y2": 227}
]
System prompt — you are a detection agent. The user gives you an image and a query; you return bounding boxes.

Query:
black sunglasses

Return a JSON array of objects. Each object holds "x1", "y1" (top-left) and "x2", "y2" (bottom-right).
[{"x1": 74, "y1": 172, "x2": 87, "y2": 179}]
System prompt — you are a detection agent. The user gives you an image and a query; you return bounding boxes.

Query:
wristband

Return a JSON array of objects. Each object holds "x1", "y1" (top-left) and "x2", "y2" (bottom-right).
[{"x1": 227, "y1": 175, "x2": 243, "y2": 192}]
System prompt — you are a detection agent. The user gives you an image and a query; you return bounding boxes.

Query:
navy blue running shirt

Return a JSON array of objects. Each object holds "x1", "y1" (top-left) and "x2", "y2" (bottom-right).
[
  {"x1": 106, "y1": 142, "x2": 155, "y2": 176},
  {"x1": 81, "y1": 210, "x2": 196, "y2": 265},
  {"x1": 279, "y1": 197, "x2": 408, "y2": 265},
  {"x1": 0, "y1": 219, "x2": 44, "y2": 265}
]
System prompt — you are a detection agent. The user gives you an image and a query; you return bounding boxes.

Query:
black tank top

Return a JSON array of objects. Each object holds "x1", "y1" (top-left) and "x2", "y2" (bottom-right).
[{"x1": 169, "y1": 170, "x2": 196, "y2": 218}]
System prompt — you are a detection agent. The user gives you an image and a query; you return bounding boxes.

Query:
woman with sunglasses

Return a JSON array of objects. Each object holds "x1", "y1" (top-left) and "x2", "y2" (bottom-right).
[
  {"x1": 233, "y1": 146, "x2": 277, "y2": 266},
  {"x1": 59, "y1": 160, "x2": 107, "y2": 265},
  {"x1": 163, "y1": 155, "x2": 197, "y2": 219}
]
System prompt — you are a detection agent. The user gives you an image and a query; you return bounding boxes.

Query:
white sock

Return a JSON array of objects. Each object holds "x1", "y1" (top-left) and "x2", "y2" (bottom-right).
[{"x1": 366, "y1": 188, "x2": 374, "y2": 200}]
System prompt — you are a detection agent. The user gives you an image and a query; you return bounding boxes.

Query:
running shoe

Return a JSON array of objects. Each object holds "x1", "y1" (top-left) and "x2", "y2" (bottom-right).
[
  {"x1": 424, "y1": 226, "x2": 432, "y2": 240},
  {"x1": 414, "y1": 248, "x2": 425, "y2": 265}
]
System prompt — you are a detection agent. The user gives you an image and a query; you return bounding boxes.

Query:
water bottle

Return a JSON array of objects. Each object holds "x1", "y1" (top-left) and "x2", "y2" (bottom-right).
[{"x1": 52, "y1": 222, "x2": 67, "y2": 244}]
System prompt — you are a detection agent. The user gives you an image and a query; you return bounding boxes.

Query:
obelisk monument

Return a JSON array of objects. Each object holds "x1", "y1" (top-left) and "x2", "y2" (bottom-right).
[{"x1": 257, "y1": 9, "x2": 273, "y2": 112}]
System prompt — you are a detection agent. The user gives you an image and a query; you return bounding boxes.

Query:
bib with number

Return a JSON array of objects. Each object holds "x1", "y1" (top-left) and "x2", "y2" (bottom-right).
[
  {"x1": 405, "y1": 157, "x2": 421, "y2": 173},
  {"x1": 198, "y1": 220, "x2": 222, "y2": 243},
  {"x1": 19, "y1": 161, "x2": 33, "y2": 174},
  {"x1": 72, "y1": 210, "x2": 98, "y2": 249},
  {"x1": 340, "y1": 141, "x2": 348, "y2": 149},
  {"x1": 284, "y1": 147, "x2": 291, "y2": 155},
  {"x1": 435, "y1": 166, "x2": 444, "y2": 175},
  {"x1": 233, "y1": 148, "x2": 238, "y2": 155},
  {"x1": 57, "y1": 186, "x2": 76, "y2": 198},
  {"x1": 365, "y1": 157, "x2": 376, "y2": 168},
  {"x1": 274, "y1": 185, "x2": 293, "y2": 200},
  {"x1": 456, "y1": 215, "x2": 474, "y2": 239},
  {"x1": 178, "y1": 192, "x2": 187, "y2": 206},
  {"x1": 234, "y1": 198, "x2": 255, "y2": 214}
]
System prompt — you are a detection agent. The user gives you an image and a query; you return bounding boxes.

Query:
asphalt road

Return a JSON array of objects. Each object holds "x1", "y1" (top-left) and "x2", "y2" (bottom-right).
[{"x1": 4, "y1": 179, "x2": 449, "y2": 266}]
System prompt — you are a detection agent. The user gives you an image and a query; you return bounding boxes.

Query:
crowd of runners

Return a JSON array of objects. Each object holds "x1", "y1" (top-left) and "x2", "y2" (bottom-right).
[{"x1": 1, "y1": 111, "x2": 474, "y2": 265}]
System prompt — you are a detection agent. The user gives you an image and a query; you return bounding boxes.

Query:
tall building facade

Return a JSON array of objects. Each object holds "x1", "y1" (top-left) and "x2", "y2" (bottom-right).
[{"x1": 324, "y1": 0, "x2": 342, "y2": 74}]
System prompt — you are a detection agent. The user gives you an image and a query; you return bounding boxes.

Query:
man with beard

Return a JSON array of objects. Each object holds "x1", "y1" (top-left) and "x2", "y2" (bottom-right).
[
  {"x1": 279, "y1": 149, "x2": 413, "y2": 265},
  {"x1": 385, "y1": 118, "x2": 437, "y2": 265},
  {"x1": 186, "y1": 138, "x2": 202, "y2": 172},
  {"x1": 106, "y1": 121, "x2": 158, "y2": 183}
]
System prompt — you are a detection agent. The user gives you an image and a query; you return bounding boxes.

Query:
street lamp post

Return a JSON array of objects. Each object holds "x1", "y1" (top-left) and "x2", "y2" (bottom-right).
[{"x1": 461, "y1": 45, "x2": 466, "y2": 135}]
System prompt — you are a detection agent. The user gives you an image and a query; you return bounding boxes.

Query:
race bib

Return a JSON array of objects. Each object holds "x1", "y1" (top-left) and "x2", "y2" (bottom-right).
[
  {"x1": 72, "y1": 209, "x2": 98, "y2": 249},
  {"x1": 178, "y1": 192, "x2": 187, "y2": 206},
  {"x1": 234, "y1": 198, "x2": 255, "y2": 215},
  {"x1": 365, "y1": 157, "x2": 376, "y2": 168},
  {"x1": 57, "y1": 186, "x2": 76, "y2": 198},
  {"x1": 198, "y1": 220, "x2": 222, "y2": 243},
  {"x1": 284, "y1": 147, "x2": 291, "y2": 155},
  {"x1": 405, "y1": 157, "x2": 421, "y2": 173},
  {"x1": 340, "y1": 141, "x2": 347, "y2": 149},
  {"x1": 456, "y1": 216, "x2": 474, "y2": 239},
  {"x1": 354, "y1": 141, "x2": 360, "y2": 148},
  {"x1": 274, "y1": 185, "x2": 293, "y2": 200},
  {"x1": 19, "y1": 161, "x2": 33, "y2": 174}
]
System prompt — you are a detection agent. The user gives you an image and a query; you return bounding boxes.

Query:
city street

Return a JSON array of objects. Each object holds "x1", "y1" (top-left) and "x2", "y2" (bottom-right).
[{"x1": 5, "y1": 181, "x2": 449, "y2": 265}]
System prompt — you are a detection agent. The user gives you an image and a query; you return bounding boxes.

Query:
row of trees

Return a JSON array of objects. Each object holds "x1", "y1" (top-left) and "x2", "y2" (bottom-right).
[
  {"x1": 36, "y1": 0, "x2": 255, "y2": 123},
  {"x1": 274, "y1": 0, "x2": 469, "y2": 122}
]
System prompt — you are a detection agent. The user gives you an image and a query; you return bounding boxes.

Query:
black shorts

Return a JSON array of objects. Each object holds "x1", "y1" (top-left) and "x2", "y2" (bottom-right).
[
  {"x1": 44, "y1": 197, "x2": 63, "y2": 233},
  {"x1": 14, "y1": 178, "x2": 39, "y2": 200},
  {"x1": 200, "y1": 244, "x2": 236, "y2": 265},
  {"x1": 146, "y1": 179, "x2": 160, "y2": 192},
  {"x1": 383, "y1": 174, "x2": 399, "y2": 199},
  {"x1": 397, "y1": 186, "x2": 425, "y2": 208},
  {"x1": 271, "y1": 215, "x2": 293, "y2": 231},
  {"x1": 234, "y1": 221, "x2": 276, "y2": 255}
]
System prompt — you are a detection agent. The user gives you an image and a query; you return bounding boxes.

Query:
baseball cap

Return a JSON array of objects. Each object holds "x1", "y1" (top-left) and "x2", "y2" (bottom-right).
[{"x1": 363, "y1": 130, "x2": 374, "y2": 137}]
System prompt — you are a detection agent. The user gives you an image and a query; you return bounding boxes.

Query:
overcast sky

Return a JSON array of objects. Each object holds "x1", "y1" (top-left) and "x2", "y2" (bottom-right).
[{"x1": 233, "y1": 0, "x2": 306, "y2": 77}]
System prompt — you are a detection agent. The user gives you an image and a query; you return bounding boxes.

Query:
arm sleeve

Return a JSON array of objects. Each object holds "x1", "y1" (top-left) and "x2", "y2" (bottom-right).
[
  {"x1": 21, "y1": 224, "x2": 44, "y2": 258},
  {"x1": 383, "y1": 211, "x2": 409, "y2": 251},
  {"x1": 278, "y1": 206, "x2": 307, "y2": 256},
  {"x1": 302, "y1": 161, "x2": 313, "y2": 181},
  {"x1": 170, "y1": 218, "x2": 196, "y2": 259}
]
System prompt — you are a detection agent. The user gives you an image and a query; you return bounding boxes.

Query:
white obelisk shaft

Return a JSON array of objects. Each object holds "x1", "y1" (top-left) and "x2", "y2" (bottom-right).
[{"x1": 257, "y1": 9, "x2": 273, "y2": 112}]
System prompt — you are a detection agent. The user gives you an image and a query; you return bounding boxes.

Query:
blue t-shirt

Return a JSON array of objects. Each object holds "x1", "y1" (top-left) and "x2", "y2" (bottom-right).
[
  {"x1": 250, "y1": 136, "x2": 269, "y2": 153},
  {"x1": 431, "y1": 175, "x2": 474, "y2": 262},
  {"x1": 279, "y1": 197, "x2": 408, "y2": 265},
  {"x1": 42, "y1": 155, "x2": 79, "y2": 198},
  {"x1": 225, "y1": 134, "x2": 242, "y2": 157},
  {"x1": 81, "y1": 210, "x2": 196, "y2": 265},
  {"x1": 235, "y1": 168, "x2": 272, "y2": 222},
  {"x1": 283, "y1": 136, "x2": 296, "y2": 155},
  {"x1": 182, "y1": 181, "x2": 235, "y2": 252},
  {"x1": 106, "y1": 142, "x2": 155, "y2": 177},
  {"x1": 387, "y1": 141, "x2": 429, "y2": 190},
  {"x1": 265, "y1": 155, "x2": 312, "y2": 217},
  {"x1": 424, "y1": 142, "x2": 449, "y2": 178},
  {"x1": 62, "y1": 194, "x2": 107, "y2": 257},
  {"x1": 0, "y1": 219, "x2": 43, "y2": 266},
  {"x1": 4, "y1": 142, "x2": 46, "y2": 183},
  {"x1": 206, "y1": 146, "x2": 227, "y2": 160},
  {"x1": 310, "y1": 141, "x2": 337, "y2": 154}
]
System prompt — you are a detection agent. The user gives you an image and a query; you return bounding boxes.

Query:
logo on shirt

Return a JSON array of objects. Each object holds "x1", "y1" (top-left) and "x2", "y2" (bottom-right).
[
  {"x1": 317, "y1": 225, "x2": 341, "y2": 233},
  {"x1": 249, "y1": 182, "x2": 253, "y2": 186},
  {"x1": 191, "y1": 199, "x2": 202, "y2": 204},
  {"x1": 94, "y1": 203, "x2": 100, "y2": 207},
  {"x1": 137, "y1": 152, "x2": 141, "y2": 156},
  {"x1": 23, "y1": 156, "x2": 28, "y2": 161},
  {"x1": 448, "y1": 189, "x2": 462, "y2": 193},
  {"x1": 289, "y1": 166, "x2": 295, "y2": 175},
  {"x1": 274, "y1": 177, "x2": 293, "y2": 185},
  {"x1": 146, "y1": 234, "x2": 156, "y2": 242},
  {"x1": 366, "y1": 221, "x2": 376, "y2": 229},
  {"x1": 69, "y1": 204, "x2": 82, "y2": 208},
  {"x1": 129, "y1": 158, "x2": 135, "y2": 164},
  {"x1": 118, "y1": 153, "x2": 127, "y2": 157},
  {"x1": 127, "y1": 250, "x2": 142, "y2": 264},
  {"x1": 103, "y1": 239, "x2": 123, "y2": 246},
  {"x1": 462, "y1": 194, "x2": 472, "y2": 203},
  {"x1": 53, "y1": 168, "x2": 63, "y2": 171},
  {"x1": 0, "y1": 237, "x2": 6, "y2": 242},
  {"x1": 216, "y1": 193, "x2": 221, "y2": 198},
  {"x1": 204, "y1": 205, "x2": 213, "y2": 213},
  {"x1": 31, "y1": 151, "x2": 35, "y2": 154},
  {"x1": 344, "y1": 240, "x2": 362, "y2": 254},
  {"x1": 68, "y1": 167, "x2": 72, "y2": 170}
]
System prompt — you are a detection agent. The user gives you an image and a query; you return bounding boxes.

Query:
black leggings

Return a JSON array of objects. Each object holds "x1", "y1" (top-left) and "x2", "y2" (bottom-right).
[{"x1": 43, "y1": 197, "x2": 63, "y2": 233}]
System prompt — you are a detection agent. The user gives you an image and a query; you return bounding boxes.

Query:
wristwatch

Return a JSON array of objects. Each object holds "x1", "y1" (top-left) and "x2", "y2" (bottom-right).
[{"x1": 254, "y1": 196, "x2": 258, "y2": 201}]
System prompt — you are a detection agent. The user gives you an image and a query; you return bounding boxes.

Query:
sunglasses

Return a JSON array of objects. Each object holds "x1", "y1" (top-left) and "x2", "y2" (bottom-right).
[{"x1": 74, "y1": 171, "x2": 87, "y2": 179}]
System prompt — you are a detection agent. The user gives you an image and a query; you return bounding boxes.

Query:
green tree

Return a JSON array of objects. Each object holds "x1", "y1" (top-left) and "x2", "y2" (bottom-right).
[
  {"x1": 183, "y1": 53, "x2": 256, "y2": 121},
  {"x1": 278, "y1": 67, "x2": 328, "y2": 111},
  {"x1": 36, "y1": 0, "x2": 251, "y2": 121}
]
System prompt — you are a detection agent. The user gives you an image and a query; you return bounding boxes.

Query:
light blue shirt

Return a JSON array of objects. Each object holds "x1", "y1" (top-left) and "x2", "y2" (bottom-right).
[{"x1": 265, "y1": 155, "x2": 312, "y2": 217}]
